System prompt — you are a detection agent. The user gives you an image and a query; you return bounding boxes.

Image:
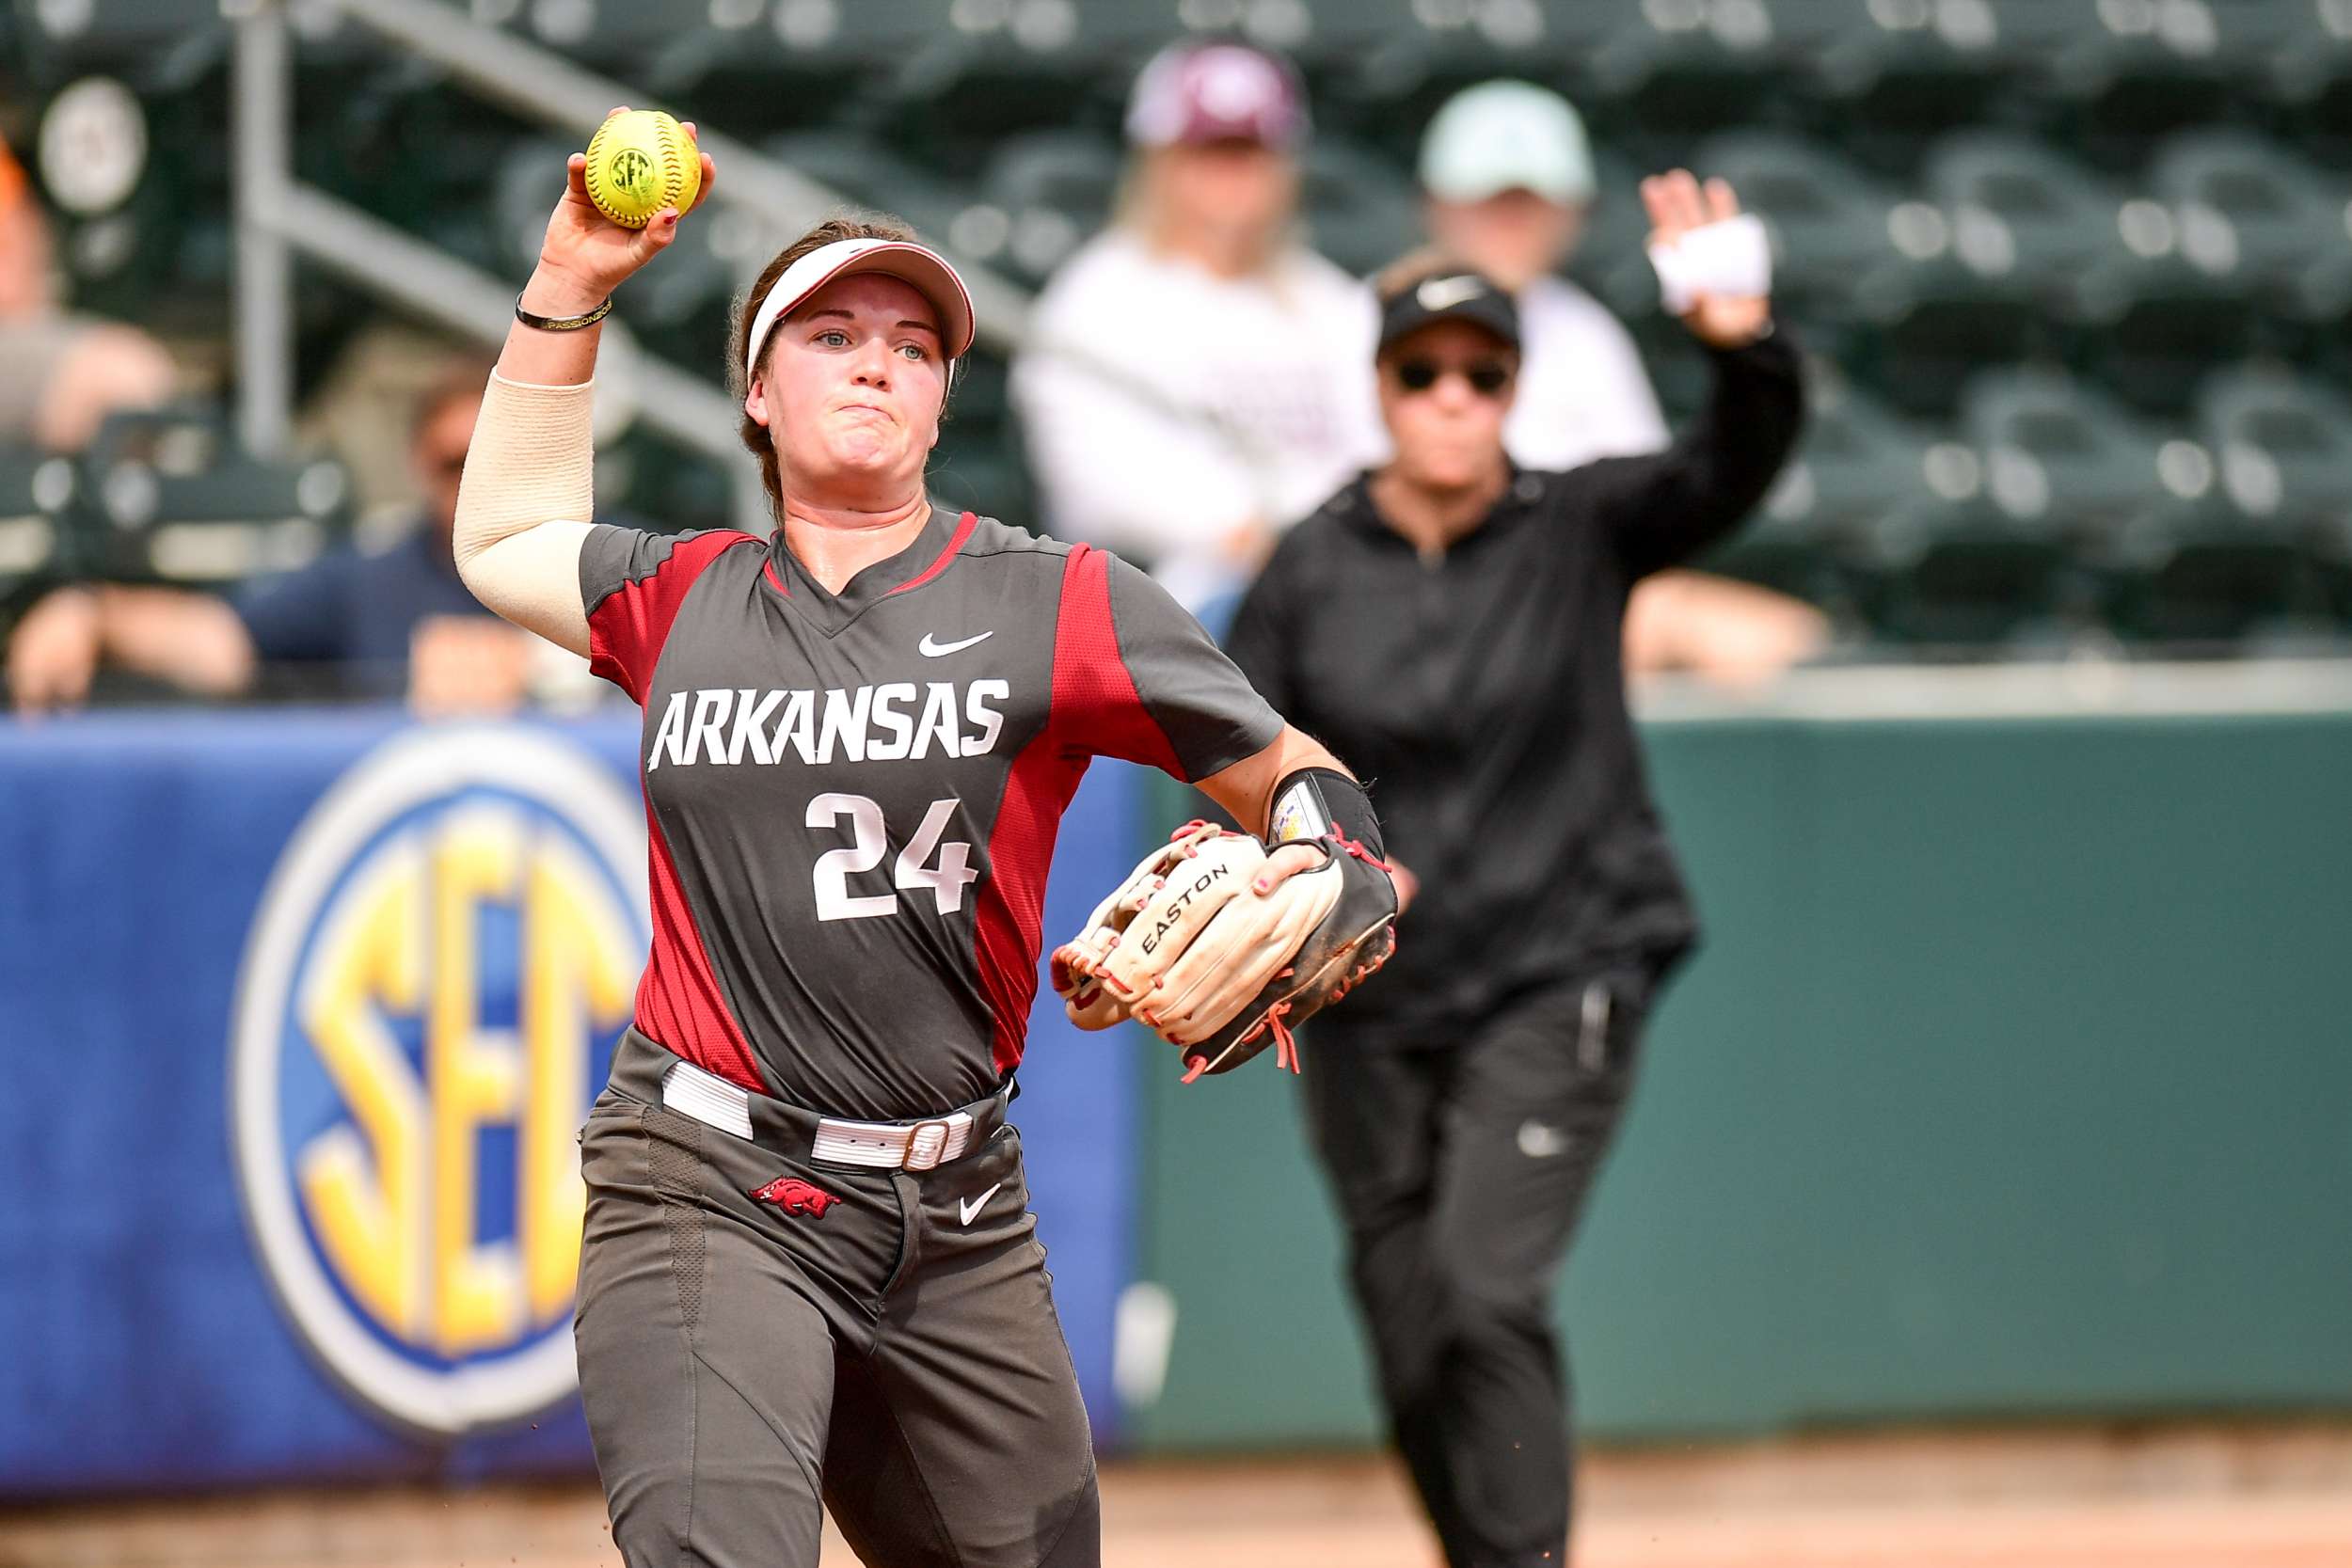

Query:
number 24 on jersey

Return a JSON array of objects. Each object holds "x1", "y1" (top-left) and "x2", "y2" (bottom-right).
[{"x1": 806, "y1": 794, "x2": 977, "y2": 923}]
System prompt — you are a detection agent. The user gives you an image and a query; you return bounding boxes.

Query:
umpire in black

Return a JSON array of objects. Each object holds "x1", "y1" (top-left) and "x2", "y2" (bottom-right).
[{"x1": 1224, "y1": 171, "x2": 1804, "y2": 1568}]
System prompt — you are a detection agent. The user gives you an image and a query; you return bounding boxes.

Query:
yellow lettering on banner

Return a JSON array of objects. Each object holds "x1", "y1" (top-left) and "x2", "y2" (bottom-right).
[
  {"x1": 522, "y1": 838, "x2": 635, "y2": 1322},
  {"x1": 429, "y1": 806, "x2": 525, "y2": 1356},
  {"x1": 296, "y1": 841, "x2": 429, "y2": 1338}
]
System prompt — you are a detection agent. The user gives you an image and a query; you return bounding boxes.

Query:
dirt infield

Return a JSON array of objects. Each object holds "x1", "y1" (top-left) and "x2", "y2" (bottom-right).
[{"x1": 8, "y1": 1424, "x2": 2352, "y2": 1567}]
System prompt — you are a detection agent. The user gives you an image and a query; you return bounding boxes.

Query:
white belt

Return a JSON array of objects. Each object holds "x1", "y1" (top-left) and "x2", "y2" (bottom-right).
[{"x1": 660, "y1": 1060, "x2": 979, "y2": 1172}]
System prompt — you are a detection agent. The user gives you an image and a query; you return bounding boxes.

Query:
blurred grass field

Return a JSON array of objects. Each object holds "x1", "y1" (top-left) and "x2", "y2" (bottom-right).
[{"x1": 9, "y1": 1423, "x2": 2352, "y2": 1568}]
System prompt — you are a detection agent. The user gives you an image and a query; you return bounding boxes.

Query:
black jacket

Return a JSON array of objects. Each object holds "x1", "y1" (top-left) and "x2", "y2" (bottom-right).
[{"x1": 1225, "y1": 331, "x2": 1805, "y2": 1037}]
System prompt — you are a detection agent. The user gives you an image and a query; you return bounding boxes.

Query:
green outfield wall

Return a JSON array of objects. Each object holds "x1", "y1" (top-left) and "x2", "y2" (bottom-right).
[{"x1": 1122, "y1": 700, "x2": 2352, "y2": 1450}]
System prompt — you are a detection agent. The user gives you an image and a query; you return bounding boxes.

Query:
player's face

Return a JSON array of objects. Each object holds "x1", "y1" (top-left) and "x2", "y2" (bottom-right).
[
  {"x1": 748, "y1": 273, "x2": 947, "y2": 504},
  {"x1": 1424, "y1": 189, "x2": 1583, "y2": 293},
  {"x1": 1378, "y1": 321, "x2": 1517, "y2": 491}
]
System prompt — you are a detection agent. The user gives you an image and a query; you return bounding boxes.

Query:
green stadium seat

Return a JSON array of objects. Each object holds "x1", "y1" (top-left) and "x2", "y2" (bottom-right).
[
  {"x1": 1920, "y1": 132, "x2": 2131, "y2": 316},
  {"x1": 1771, "y1": 0, "x2": 2010, "y2": 154},
  {"x1": 2196, "y1": 363, "x2": 2352, "y2": 525},
  {"x1": 1298, "y1": 136, "x2": 1419, "y2": 278},
  {"x1": 1785, "y1": 1, "x2": 2233, "y2": 154},
  {"x1": 874, "y1": 0, "x2": 1187, "y2": 137},
  {"x1": 1696, "y1": 500, "x2": 1845, "y2": 613},
  {"x1": 76, "y1": 409, "x2": 353, "y2": 589},
  {"x1": 744, "y1": 0, "x2": 1034, "y2": 128},
  {"x1": 0, "y1": 447, "x2": 83, "y2": 626},
  {"x1": 760, "y1": 131, "x2": 972, "y2": 254},
  {"x1": 2209, "y1": 0, "x2": 2352, "y2": 122},
  {"x1": 8, "y1": 0, "x2": 227, "y2": 90},
  {"x1": 1570, "y1": 0, "x2": 1783, "y2": 144},
  {"x1": 1293, "y1": 7, "x2": 1630, "y2": 157},
  {"x1": 480, "y1": 0, "x2": 939, "y2": 130},
  {"x1": 1918, "y1": 133, "x2": 2256, "y2": 410},
  {"x1": 279, "y1": 0, "x2": 409, "y2": 76},
  {"x1": 1978, "y1": 0, "x2": 2231, "y2": 119},
  {"x1": 2090, "y1": 495, "x2": 2315, "y2": 646},
  {"x1": 963, "y1": 130, "x2": 1122, "y2": 288},
  {"x1": 1843, "y1": 495, "x2": 2076, "y2": 650},
  {"x1": 1958, "y1": 365, "x2": 2176, "y2": 538},
  {"x1": 1855, "y1": 272, "x2": 2046, "y2": 420},
  {"x1": 1712, "y1": 380, "x2": 1929, "y2": 620},
  {"x1": 2144, "y1": 129, "x2": 2352, "y2": 325},
  {"x1": 1779, "y1": 378, "x2": 1950, "y2": 535},
  {"x1": 501, "y1": 0, "x2": 775, "y2": 103},
  {"x1": 1284, "y1": 0, "x2": 1569, "y2": 106}
]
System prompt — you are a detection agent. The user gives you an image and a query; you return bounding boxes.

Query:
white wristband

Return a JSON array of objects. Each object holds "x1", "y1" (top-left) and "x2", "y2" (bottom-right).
[{"x1": 1647, "y1": 213, "x2": 1772, "y2": 315}]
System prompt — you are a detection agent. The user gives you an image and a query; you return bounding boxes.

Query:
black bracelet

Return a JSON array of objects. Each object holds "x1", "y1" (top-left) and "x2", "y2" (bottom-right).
[{"x1": 514, "y1": 293, "x2": 612, "y2": 332}]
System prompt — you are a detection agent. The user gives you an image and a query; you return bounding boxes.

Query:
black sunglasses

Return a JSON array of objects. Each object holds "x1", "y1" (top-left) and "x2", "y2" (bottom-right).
[{"x1": 1394, "y1": 358, "x2": 1513, "y2": 397}]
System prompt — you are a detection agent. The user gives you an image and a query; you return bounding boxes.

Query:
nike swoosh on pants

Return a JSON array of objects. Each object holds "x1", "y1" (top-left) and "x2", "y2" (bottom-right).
[{"x1": 959, "y1": 1181, "x2": 1004, "y2": 1225}]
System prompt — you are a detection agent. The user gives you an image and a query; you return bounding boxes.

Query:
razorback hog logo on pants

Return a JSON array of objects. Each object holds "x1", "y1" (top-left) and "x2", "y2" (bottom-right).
[{"x1": 752, "y1": 1177, "x2": 840, "y2": 1218}]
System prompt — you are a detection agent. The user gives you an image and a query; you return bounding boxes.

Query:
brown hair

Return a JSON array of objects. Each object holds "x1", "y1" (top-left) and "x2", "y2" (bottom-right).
[{"x1": 732, "y1": 211, "x2": 925, "y2": 524}]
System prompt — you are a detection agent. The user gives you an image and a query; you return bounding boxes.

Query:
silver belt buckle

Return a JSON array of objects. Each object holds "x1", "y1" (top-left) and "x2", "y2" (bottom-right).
[{"x1": 901, "y1": 1117, "x2": 956, "y2": 1172}]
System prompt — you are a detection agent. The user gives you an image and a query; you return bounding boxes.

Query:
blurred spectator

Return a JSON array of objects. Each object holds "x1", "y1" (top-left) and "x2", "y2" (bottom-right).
[
  {"x1": 1421, "y1": 80, "x2": 1666, "y2": 467},
  {"x1": 0, "y1": 131, "x2": 176, "y2": 451},
  {"x1": 1420, "y1": 81, "x2": 1825, "y2": 686},
  {"x1": 1011, "y1": 38, "x2": 1384, "y2": 609},
  {"x1": 6, "y1": 364, "x2": 538, "y2": 714}
]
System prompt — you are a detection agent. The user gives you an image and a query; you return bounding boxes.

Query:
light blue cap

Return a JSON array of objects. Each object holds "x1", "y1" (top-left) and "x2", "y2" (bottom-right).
[{"x1": 1418, "y1": 80, "x2": 1596, "y2": 205}]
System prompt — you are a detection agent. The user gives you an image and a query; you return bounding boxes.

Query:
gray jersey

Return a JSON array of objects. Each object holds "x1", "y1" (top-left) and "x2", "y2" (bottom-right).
[{"x1": 581, "y1": 506, "x2": 1281, "y2": 1119}]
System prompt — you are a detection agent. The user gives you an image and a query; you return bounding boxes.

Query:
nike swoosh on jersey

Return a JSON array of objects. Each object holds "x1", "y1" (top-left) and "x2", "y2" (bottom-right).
[
  {"x1": 959, "y1": 1181, "x2": 1005, "y2": 1226},
  {"x1": 920, "y1": 630, "x2": 995, "y2": 657},
  {"x1": 1416, "y1": 275, "x2": 1488, "y2": 311}
]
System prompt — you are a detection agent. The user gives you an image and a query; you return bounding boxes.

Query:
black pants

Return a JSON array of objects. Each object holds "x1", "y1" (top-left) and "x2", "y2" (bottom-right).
[
  {"x1": 1302, "y1": 966, "x2": 1656, "y2": 1568},
  {"x1": 574, "y1": 1033, "x2": 1100, "y2": 1568}
]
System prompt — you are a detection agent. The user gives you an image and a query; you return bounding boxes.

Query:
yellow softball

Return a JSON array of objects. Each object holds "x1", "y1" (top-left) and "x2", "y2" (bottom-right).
[{"x1": 582, "y1": 109, "x2": 701, "y2": 230}]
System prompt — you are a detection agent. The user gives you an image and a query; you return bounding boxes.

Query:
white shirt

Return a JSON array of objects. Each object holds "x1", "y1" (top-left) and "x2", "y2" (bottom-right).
[
  {"x1": 1502, "y1": 275, "x2": 1669, "y2": 469},
  {"x1": 1011, "y1": 230, "x2": 1387, "y2": 604}
]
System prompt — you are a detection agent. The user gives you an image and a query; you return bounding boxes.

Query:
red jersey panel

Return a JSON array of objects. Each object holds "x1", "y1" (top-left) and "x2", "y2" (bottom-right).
[{"x1": 579, "y1": 508, "x2": 1281, "y2": 1119}]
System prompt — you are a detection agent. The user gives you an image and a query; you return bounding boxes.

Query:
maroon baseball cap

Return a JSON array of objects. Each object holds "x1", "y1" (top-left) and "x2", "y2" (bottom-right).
[{"x1": 1124, "y1": 40, "x2": 1310, "y2": 151}]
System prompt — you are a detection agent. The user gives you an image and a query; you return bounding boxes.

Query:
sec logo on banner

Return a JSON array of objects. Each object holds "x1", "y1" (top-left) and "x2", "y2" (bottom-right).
[{"x1": 230, "y1": 727, "x2": 647, "y2": 1435}]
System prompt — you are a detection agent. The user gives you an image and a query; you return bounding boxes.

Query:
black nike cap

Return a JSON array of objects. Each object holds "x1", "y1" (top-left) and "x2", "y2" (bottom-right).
[{"x1": 1376, "y1": 268, "x2": 1520, "y2": 356}]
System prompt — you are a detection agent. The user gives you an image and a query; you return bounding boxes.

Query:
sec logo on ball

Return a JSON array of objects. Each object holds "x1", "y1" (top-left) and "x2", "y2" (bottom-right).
[
  {"x1": 230, "y1": 727, "x2": 647, "y2": 1435},
  {"x1": 610, "y1": 147, "x2": 654, "y2": 202}
]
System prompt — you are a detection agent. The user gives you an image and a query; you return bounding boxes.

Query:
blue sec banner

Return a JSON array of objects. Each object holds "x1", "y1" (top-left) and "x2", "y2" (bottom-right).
[{"x1": 0, "y1": 708, "x2": 1141, "y2": 1496}]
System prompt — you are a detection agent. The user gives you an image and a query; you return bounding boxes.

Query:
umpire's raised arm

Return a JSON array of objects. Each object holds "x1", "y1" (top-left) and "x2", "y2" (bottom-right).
[{"x1": 1572, "y1": 171, "x2": 1804, "y2": 578}]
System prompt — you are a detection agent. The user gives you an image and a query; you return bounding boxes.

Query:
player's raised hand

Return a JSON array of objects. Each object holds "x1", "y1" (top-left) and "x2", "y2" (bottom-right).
[
  {"x1": 1642, "y1": 169, "x2": 1772, "y2": 349},
  {"x1": 531, "y1": 108, "x2": 719, "y2": 312}
]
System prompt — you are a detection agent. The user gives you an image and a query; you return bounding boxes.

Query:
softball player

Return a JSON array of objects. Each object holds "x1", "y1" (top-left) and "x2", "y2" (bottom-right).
[{"x1": 450, "y1": 119, "x2": 1394, "y2": 1568}]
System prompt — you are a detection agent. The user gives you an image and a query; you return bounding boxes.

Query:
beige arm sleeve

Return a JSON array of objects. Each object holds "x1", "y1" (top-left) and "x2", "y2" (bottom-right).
[{"x1": 452, "y1": 372, "x2": 599, "y2": 658}]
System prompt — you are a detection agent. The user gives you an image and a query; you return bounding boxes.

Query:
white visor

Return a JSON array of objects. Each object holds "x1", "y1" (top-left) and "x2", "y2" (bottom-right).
[{"x1": 741, "y1": 237, "x2": 977, "y2": 385}]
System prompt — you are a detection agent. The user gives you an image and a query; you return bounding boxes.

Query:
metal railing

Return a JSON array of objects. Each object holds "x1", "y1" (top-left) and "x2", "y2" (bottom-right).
[{"x1": 227, "y1": 0, "x2": 1040, "y2": 531}]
